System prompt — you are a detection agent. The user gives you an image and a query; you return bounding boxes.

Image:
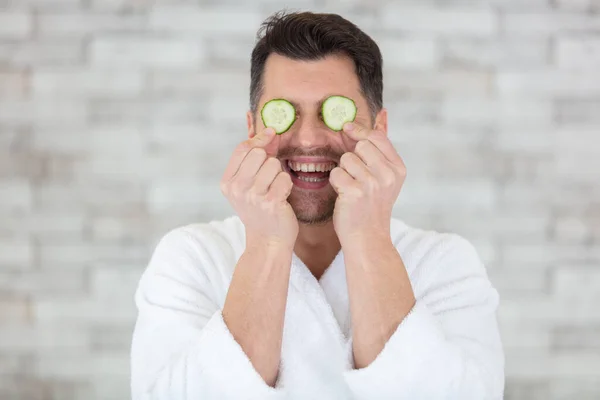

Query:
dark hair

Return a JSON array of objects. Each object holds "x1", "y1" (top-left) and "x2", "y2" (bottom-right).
[{"x1": 249, "y1": 10, "x2": 383, "y2": 121}]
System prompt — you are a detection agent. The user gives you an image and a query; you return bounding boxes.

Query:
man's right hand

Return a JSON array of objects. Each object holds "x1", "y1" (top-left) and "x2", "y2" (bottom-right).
[{"x1": 220, "y1": 127, "x2": 298, "y2": 250}]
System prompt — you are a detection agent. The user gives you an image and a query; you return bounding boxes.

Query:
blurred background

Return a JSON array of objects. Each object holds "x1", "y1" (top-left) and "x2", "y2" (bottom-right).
[{"x1": 0, "y1": 0, "x2": 599, "y2": 399}]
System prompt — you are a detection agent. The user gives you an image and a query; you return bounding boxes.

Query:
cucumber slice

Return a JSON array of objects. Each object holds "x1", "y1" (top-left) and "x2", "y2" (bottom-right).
[
  {"x1": 322, "y1": 95, "x2": 357, "y2": 132},
  {"x1": 260, "y1": 99, "x2": 296, "y2": 135}
]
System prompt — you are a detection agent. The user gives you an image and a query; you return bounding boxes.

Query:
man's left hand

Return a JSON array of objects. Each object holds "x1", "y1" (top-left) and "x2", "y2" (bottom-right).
[{"x1": 329, "y1": 122, "x2": 406, "y2": 245}]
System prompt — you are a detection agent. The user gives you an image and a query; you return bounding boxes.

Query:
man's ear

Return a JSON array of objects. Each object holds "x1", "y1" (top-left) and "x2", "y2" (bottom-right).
[
  {"x1": 246, "y1": 111, "x2": 255, "y2": 139},
  {"x1": 374, "y1": 108, "x2": 388, "y2": 134}
]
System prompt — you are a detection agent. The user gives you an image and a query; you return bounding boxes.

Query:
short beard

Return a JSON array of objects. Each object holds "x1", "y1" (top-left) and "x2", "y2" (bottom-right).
[{"x1": 290, "y1": 192, "x2": 337, "y2": 226}]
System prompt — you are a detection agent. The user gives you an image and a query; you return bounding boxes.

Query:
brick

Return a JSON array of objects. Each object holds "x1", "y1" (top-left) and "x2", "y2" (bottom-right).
[
  {"x1": 0, "y1": 71, "x2": 28, "y2": 99},
  {"x1": 90, "y1": 215, "x2": 151, "y2": 243},
  {"x1": 0, "y1": 100, "x2": 87, "y2": 127},
  {"x1": 556, "y1": 154, "x2": 600, "y2": 183},
  {"x1": 34, "y1": 297, "x2": 137, "y2": 325},
  {"x1": 0, "y1": 40, "x2": 83, "y2": 67},
  {"x1": 398, "y1": 179, "x2": 497, "y2": 212},
  {"x1": 549, "y1": 378, "x2": 600, "y2": 399},
  {"x1": 0, "y1": 376, "x2": 47, "y2": 400},
  {"x1": 0, "y1": 353, "x2": 34, "y2": 375},
  {"x1": 556, "y1": 100, "x2": 600, "y2": 125},
  {"x1": 442, "y1": 98, "x2": 552, "y2": 128},
  {"x1": 381, "y1": 6, "x2": 497, "y2": 36},
  {"x1": 149, "y1": 69, "x2": 249, "y2": 95},
  {"x1": 504, "y1": 245, "x2": 600, "y2": 268},
  {"x1": 553, "y1": 266, "x2": 600, "y2": 302},
  {"x1": 0, "y1": 299, "x2": 30, "y2": 324},
  {"x1": 148, "y1": 180, "x2": 212, "y2": 213},
  {"x1": 5, "y1": 0, "x2": 82, "y2": 9},
  {"x1": 207, "y1": 93, "x2": 250, "y2": 128},
  {"x1": 384, "y1": 98, "x2": 441, "y2": 125},
  {"x1": 495, "y1": 128, "x2": 556, "y2": 153},
  {"x1": 88, "y1": 97, "x2": 208, "y2": 124},
  {"x1": 206, "y1": 36, "x2": 256, "y2": 67},
  {"x1": 489, "y1": 267, "x2": 550, "y2": 296},
  {"x1": 496, "y1": 71, "x2": 600, "y2": 98},
  {"x1": 552, "y1": 325, "x2": 600, "y2": 351},
  {"x1": 0, "y1": 326, "x2": 88, "y2": 352},
  {"x1": 439, "y1": 211, "x2": 551, "y2": 243},
  {"x1": 503, "y1": 12, "x2": 600, "y2": 35},
  {"x1": 0, "y1": 239, "x2": 34, "y2": 269},
  {"x1": 505, "y1": 350, "x2": 600, "y2": 378},
  {"x1": 91, "y1": 377, "x2": 130, "y2": 400},
  {"x1": 32, "y1": 125, "x2": 144, "y2": 154},
  {"x1": 149, "y1": 6, "x2": 263, "y2": 34},
  {"x1": 39, "y1": 241, "x2": 148, "y2": 268},
  {"x1": 90, "y1": 36, "x2": 205, "y2": 68},
  {"x1": 32, "y1": 69, "x2": 144, "y2": 99},
  {"x1": 385, "y1": 70, "x2": 492, "y2": 96},
  {"x1": 0, "y1": 269, "x2": 87, "y2": 298},
  {"x1": 441, "y1": 38, "x2": 549, "y2": 69},
  {"x1": 554, "y1": 0, "x2": 598, "y2": 11},
  {"x1": 90, "y1": 326, "x2": 133, "y2": 352},
  {"x1": 0, "y1": 152, "x2": 45, "y2": 181},
  {"x1": 90, "y1": 266, "x2": 144, "y2": 300},
  {"x1": 36, "y1": 181, "x2": 146, "y2": 213},
  {"x1": 377, "y1": 37, "x2": 439, "y2": 69},
  {"x1": 498, "y1": 320, "x2": 551, "y2": 350},
  {"x1": 90, "y1": 0, "x2": 151, "y2": 11},
  {"x1": 147, "y1": 123, "x2": 236, "y2": 153},
  {"x1": 556, "y1": 37, "x2": 600, "y2": 70},
  {"x1": 504, "y1": 378, "x2": 550, "y2": 400},
  {"x1": 0, "y1": 12, "x2": 32, "y2": 39},
  {"x1": 553, "y1": 216, "x2": 590, "y2": 244},
  {"x1": 0, "y1": 179, "x2": 32, "y2": 212},
  {"x1": 38, "y1": 12, "x2": 145, "y2": 36}
]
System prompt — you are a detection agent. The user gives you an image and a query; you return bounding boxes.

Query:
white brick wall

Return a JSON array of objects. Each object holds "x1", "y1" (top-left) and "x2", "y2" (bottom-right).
[{"x1": 0, "y1": 1, "x2": 599, "y2": 399}]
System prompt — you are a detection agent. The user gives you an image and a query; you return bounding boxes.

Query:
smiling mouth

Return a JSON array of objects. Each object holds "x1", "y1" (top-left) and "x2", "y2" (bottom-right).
[{"x1": 283, "y1": 160, "x2": 337, "y2": 185}]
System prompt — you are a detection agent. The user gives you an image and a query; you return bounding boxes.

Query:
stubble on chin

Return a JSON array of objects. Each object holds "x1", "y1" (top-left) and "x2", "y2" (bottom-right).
[{"x1": 288, "y1": 189, "x2": 337, "y2": 225}]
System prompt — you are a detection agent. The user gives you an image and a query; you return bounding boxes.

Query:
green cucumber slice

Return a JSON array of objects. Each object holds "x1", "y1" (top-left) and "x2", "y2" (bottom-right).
[
  {"x1": 260, "y1": 99, "x2": 296, "y2": 135},
  {"x1": 322, "y1": 95, "x2": 357, "y2": 132}
]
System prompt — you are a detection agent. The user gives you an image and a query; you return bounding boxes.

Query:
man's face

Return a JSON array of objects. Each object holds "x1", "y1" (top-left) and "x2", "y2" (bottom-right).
[{"x1": 248, "y1": 53, "x2": 380, "y2": 225}]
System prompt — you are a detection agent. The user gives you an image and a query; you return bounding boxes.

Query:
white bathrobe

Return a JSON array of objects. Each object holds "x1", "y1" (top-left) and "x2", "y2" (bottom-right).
[{"x1": 130, "y1": 216, "x2": 505, "y2": 400}]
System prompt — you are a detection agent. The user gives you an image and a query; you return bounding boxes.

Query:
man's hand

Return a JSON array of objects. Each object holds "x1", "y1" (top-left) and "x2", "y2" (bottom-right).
[
  {"x1": 329, "y1": 122, "x2": 406, "y2": 245},
  {"x1": 220, "y1": 127, "x2": 299, "y2": 250}
]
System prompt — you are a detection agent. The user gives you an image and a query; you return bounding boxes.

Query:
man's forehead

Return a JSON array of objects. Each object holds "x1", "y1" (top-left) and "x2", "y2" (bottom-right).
[{"x1": 261, "y1": 54, "x2": 361, "y2": 105}]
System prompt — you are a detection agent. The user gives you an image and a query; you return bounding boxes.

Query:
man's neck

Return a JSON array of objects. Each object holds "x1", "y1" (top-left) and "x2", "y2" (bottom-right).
[{"x1": 294, "y1": 220, "x2": 341, "y2": 280}]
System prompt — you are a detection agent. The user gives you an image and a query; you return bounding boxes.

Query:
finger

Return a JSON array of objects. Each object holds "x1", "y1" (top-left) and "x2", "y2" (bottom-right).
[
  {"x1": 353, "y1": 139, "x2": 386, "y2": 170},
  {"x1": 364, "y1": 132, "x2": 405, "y2": 167},
  {"x1": 329, "y1": 166, "x2": 358, "y2": 195},
  {"x1": 342, "y1": 122, "x2": 372, "y2": 141},
  {"x1": 253, "y1": 157, "x2": 282, "y2": 194},
  {"x1": 222, "y1": 127, "x2": 276, "y2": 181},
  {"x1": 339, "y1": 152, "x2": 371, "y2": 182},
  {"x1": 231, "y1": 147, "x2": 268, "y2": 184},
  {"x1": 267, "y1": 171, "x2": 293, "y2": 200}
]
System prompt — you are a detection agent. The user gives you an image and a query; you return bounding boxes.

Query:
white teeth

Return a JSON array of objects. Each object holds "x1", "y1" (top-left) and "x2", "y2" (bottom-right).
[
  {"x1": 297, "y1": 175, "x2": 326, "y2": 183},
  {"x1": 287, "y1": 161, "x2": 336, "y2": 172}
]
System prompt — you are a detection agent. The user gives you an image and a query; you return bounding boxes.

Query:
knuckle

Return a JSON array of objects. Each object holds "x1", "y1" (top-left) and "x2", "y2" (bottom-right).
[
  {"x1": 250, "y1": 147, "x2": 267, "y2": 159},
  {"x1": 355, "y1": 140, "x2": 368, "y2": 152},
  {"x1": 266, "y1": 157, "x2": 282, "y2": 170},
  {"x1": 339, "y1": 153, "x2": 353, "y2": 167}
]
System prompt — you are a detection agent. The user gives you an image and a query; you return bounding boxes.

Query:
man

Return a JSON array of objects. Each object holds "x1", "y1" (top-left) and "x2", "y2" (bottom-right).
[{"x1": 130, "y1": 11, "x2": 504, "y2": 400}]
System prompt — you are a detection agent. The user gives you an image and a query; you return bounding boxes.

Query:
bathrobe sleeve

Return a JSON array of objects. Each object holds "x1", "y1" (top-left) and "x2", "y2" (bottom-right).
[
  {"x1": 343, "y1": 235, "x2": 505, "y2": 400},
  {"x1": 130, "y1": 228, "x2": 285, "y2": 400}
]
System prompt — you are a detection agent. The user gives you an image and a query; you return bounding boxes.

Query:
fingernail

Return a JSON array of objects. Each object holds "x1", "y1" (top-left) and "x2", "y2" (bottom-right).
[
  {"x1": 344, "y1": 123, "x2": 354, "y2": 132},
  {"x1": 265, "y1": 127, "x2": 275, "y2": 136}
]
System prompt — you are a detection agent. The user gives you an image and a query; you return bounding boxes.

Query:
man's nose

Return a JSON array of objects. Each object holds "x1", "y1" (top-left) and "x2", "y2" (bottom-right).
[{"x1": 289, "y1": 117, "x2": 328, "y2": 148}]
